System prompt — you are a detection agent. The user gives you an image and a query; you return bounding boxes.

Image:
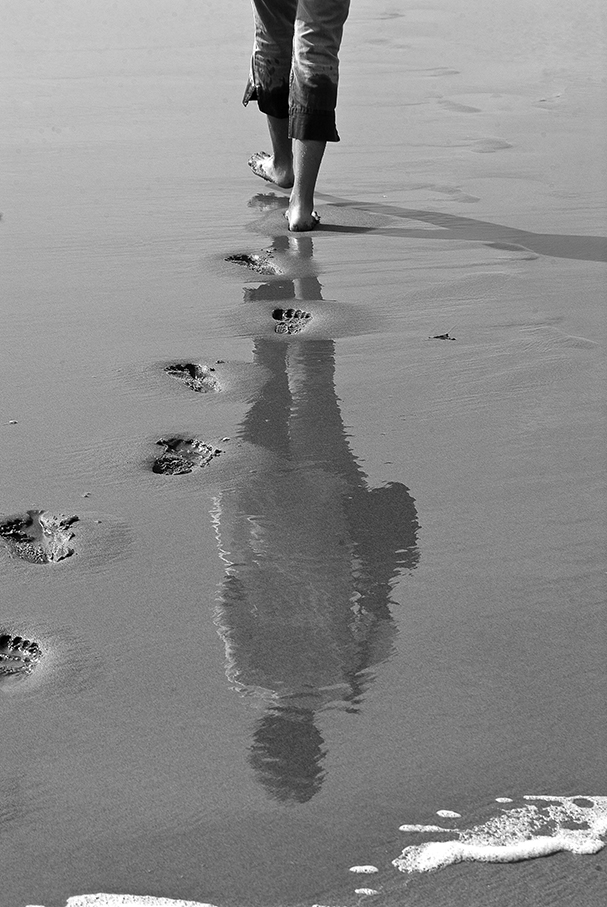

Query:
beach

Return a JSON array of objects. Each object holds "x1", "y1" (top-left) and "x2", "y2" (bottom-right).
[{"x1": 1, "y1": 1, "x2": 606, "y2": 906}]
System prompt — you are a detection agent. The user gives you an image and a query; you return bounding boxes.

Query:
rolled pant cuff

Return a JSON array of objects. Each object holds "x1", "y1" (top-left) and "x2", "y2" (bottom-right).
[
  {"x1": 289, "y1": 109, "x2": 340, "y2": 142},
  {"x1": 242, "y1": 77, "x2": 290, "y2": 120}
]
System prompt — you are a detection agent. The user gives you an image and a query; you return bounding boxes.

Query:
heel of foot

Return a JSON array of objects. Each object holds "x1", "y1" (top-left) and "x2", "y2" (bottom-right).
[{"x1": 285, "y1": 210, "x2": 320, "y2": 232}]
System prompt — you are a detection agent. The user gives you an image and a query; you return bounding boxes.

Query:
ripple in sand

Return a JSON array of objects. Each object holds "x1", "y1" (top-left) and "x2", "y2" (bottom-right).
[
  {"x1": 470, "y1": 137, "x2": 513, "y2": 153},
  {"x1": 439, "y1": 99, "x2": 482, "y2": 114}
]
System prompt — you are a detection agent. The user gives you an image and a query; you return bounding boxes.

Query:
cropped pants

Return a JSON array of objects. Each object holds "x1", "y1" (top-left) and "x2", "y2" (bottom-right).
[{"x1": 243, "y1": 0, "x2": 351, "y2": 142}]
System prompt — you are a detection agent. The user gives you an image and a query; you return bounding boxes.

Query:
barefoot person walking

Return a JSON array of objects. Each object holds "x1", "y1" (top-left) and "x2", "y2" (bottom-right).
[{"x1": 244, "y1": 0, "x2": 351, "y2": 231}]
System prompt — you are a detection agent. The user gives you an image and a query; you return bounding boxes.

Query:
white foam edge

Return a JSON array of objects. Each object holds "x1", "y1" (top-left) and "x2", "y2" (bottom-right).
[
  {"x1": 36, "y1": 896, "x2": 219, "y2": 907},
  {"x1": 393, "y1": 831, "x2": 605, "y2": 874},
  {"x1": 436, "y1": 810, "x2": 461, "y2": 818},
  {"x1": 399, "y1": 824, "x2": 451, "y2": 833}
]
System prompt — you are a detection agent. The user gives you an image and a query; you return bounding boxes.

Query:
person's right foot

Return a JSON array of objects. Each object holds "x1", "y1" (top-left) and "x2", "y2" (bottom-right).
[
  {"x1": 248, "y1": 151, "x2": 294, "y2": 188},
  {"x1": 285, "y1": 204, "x2": 320, "y2": 232}
]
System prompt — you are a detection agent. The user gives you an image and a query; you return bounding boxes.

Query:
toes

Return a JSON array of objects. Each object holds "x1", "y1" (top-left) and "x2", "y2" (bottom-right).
[
  {"x1": 0, "y1": 632, "x2": 43, "y2": 678},
  {"x1": 272, "y1": 307, "x2": 312, "y2": 335},
  {"x1": 248, "y1": 152, "x2": 273, "y2": 183}
]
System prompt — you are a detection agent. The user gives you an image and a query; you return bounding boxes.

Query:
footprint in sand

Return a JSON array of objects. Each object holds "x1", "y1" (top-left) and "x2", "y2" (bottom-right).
[
  {"x1": 273, "y1": 307, "x2": 312, "y2": 335},
  {"x1": 0, "y1": 633, "x2": 42, "y2": 680},
  {"x1": 153, "y1": 437, "x2": 221, "y2": 475},
  {"x1": 225, "y1": 251, "x2": 282, "y2": 276},
  {"x1": 247, "y1": 192, "x2": 289, "y2": 213},
  {"x1": 0, "y1": 511, "x2": 78, "y2": 564},
  {"x1": 164, "y1": 363, "x2": 221, "y2": 393}
]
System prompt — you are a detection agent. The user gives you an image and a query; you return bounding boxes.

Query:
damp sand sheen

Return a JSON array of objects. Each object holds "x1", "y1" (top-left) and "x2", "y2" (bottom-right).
[
  {"x1": 2, "y1": 0, "x2": 606, "y2": 906},
  {"x1": 22, "y1": 797, "x2": 607, "y2": 906}
]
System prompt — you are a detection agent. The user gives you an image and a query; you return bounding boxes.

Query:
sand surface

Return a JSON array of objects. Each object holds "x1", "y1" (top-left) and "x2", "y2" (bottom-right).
[{"x1": 1, "y1": 1, "x2": 606, "y2": 906}]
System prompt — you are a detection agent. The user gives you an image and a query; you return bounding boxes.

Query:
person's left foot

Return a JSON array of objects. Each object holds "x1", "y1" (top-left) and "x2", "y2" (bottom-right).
[{"x1": 248, "y1": 152, "x2": 294, "y2": 188}]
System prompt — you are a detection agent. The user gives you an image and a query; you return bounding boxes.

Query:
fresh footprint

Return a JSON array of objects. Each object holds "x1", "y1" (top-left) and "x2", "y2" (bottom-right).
[
  {"x1": 0, "y1": 633, "x2": 42, "y2": 680},
  {"x1": 225, "y1": 251, "x2": 281, "y2": 276},
  {"x1": 153, "y1": 437, "x2": 221, "y2": 475},
  {"x1": 0, "y1": 511, "x2": 78, "y2": 563},
  {"x1": 164, "y1": 363, "x2": 220, "y2": 393},
  {"x1": 273, "y1": 307, "x2": 312, "y2": 334}
]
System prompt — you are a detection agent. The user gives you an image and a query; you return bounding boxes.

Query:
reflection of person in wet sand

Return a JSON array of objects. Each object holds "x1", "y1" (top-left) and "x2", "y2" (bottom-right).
[{"x1": 212, "y1": 324, "x2": 420, "y2": 801}]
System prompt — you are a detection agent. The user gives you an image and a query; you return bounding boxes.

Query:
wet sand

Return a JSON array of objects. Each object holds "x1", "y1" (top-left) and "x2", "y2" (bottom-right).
[{"x1": 1, "y1": 1, "x2": 606, "y2": 906}]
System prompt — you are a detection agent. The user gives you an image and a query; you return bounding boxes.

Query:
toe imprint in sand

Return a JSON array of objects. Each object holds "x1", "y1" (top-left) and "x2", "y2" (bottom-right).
[
  {"x1": 0, "y1": 511, "x2": 78, "y2": 563},
  {"x1": 165, "y1": 363, "x2": 221, "y2": 393},
  {"x1": 0, "y1": 633, "x2": 42, "y2": 679},
  {"x1": 225, "y1": 252, "x2": 281, "y2": 276},
  {"x1": 153, "y1": 438, "x2": 221, "y2": 475},
  {"x1": 273, "y1": 308, "x2": 312, "y2": 335}
]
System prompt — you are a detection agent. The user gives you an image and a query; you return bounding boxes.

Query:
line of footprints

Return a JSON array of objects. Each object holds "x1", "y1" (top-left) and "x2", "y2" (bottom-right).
[{"x1": 0, "y1": 266, "x2": 314, "y2": 684}]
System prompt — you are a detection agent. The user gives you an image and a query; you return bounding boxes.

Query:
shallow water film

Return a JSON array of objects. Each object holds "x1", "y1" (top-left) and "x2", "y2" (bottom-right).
[{"x1": 1, "y1": 1, "x2": 606, "y2": 906}]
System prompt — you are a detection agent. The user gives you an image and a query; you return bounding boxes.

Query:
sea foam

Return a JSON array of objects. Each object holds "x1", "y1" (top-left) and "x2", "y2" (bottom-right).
[
  {"x1": 394, "y1": 795, "x2": 607, "y2": 873},
  {"x1": 38, "y1": 896, "x2": 219, "y2": 907}
]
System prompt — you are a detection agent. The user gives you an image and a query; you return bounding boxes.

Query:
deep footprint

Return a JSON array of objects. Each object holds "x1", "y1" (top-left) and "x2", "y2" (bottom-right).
[
  {"x1": 0, "y1": 511, "x2": 78, "y2": 563},
  {"x1": 0, "y1": 633, "x2": 42, "y2": 680},
  {"x1": 225, "y1": 252, "x2": 281, "y2": 276},
  {"x1": 153, "y1": 437, "x2": 221, "y2": 475},
  {"x1": 273, "y1": 307, "x2": 312, "y2": 334},
  {"x1": 165, "y1": 363, "x2": 221, "y2": 393}
]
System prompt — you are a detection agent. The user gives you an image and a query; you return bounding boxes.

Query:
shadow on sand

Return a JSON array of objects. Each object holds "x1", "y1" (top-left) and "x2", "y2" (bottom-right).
[{"x1": 253, "y1": 189, "x2": 607, "y2": 263}]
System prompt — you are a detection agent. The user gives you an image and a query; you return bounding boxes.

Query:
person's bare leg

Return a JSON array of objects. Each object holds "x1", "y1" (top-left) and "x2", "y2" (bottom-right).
[
  {"x1": 287, "y1": 138, "x2": 326, "y2": 231},
  {"x1": 248, "y1": 115, "x2": 294, "y2": 188}
]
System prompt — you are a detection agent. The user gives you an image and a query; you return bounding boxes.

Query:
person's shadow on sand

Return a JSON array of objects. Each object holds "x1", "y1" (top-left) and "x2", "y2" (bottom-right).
[
  {"x1": 214, "y1": 231, "x2": 419, "y2": 803},
  {"x1": 249, "y1": 191, "x2": 607, "y2": 263}
]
